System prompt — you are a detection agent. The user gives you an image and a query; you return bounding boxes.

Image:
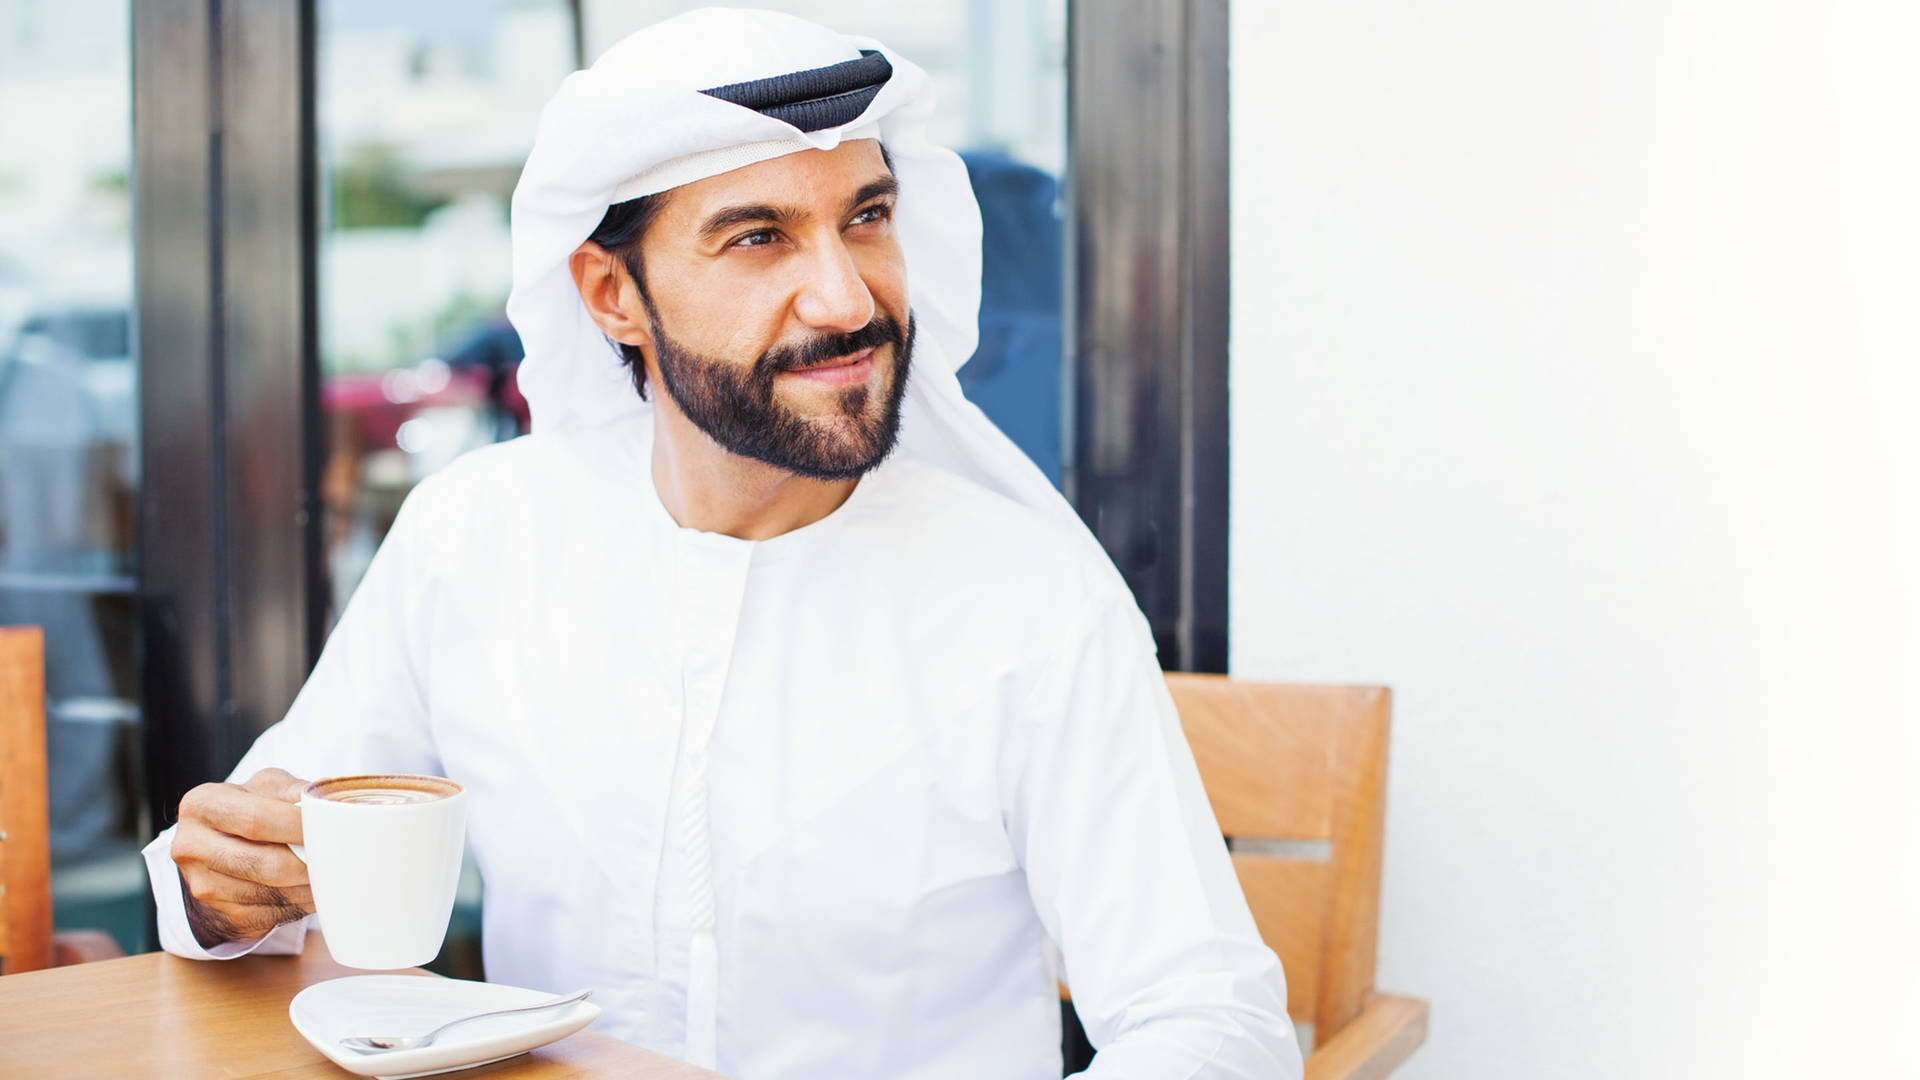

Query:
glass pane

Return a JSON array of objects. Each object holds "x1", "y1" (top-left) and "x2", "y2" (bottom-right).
[
  {"x1": 317, "y1": 0, "x2": 579, "y2": 978},
  {"x1": 0, "y1": 0, "x2": 148, "y2": 953},
  {"x1": 582, "y1": 0, "x2": 1070, "y2": 485},
  {"x1": 318, "y1": 0, "x2": 575, "y2": 615}
]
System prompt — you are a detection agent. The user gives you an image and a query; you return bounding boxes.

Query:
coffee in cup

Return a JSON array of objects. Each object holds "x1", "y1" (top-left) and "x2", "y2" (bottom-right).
[{"x1": 310, "y1": 774, "x2": 459, "y2": 806}]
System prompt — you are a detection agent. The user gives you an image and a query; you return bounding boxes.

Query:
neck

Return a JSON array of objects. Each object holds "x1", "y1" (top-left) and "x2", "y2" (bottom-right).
[{"x1": 647, "y1": 391, "x2": 860, "y2": 541}]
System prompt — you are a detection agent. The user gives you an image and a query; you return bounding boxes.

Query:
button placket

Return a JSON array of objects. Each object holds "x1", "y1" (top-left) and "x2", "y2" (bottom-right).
[{"x1": 671, "y1": 538, "x2": 752, "y2": 1070}]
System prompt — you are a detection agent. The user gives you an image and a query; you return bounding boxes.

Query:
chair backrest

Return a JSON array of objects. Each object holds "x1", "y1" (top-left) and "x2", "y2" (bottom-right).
[
  {"x1": 1165, "y1": 674, "x2": 1391, "y2": 1045},
  {"x1": 0, "y1": 626, "x2": 53, "y2": 974}
]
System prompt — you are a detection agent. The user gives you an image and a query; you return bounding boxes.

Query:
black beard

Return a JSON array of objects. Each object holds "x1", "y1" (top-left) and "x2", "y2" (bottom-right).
[{"x1": 649, "y1": 311, "x2": 914, "y2": 481}]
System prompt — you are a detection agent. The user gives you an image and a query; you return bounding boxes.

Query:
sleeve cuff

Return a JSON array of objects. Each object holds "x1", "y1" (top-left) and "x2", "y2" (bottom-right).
[{"x1": 143, "y1": 827, "x2": 311, "y2": 960}]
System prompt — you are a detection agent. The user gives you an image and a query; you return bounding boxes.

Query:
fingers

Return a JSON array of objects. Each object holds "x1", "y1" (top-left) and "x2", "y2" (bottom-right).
[
  {"x1": 242, "y1": 767, "x2": 311, "y2": 805},
  {"x1": 176, "y1": 838, "x2": 316, "y2": 949},
  {"x1": 181, "y1": 871, "x2": 312, "y2": 945},
  {"x1": 173, "y1": 821, "x2": 310, "y2": 888},
  {"x1": 184, "y1": 865, "x2": 314, "y2": 912},
  {"x1": 178, "y1": 780, "x2": 304, "y2": 845},
  {"x1": 171, "y1": 772, "x2": 316, "y2": 950}
]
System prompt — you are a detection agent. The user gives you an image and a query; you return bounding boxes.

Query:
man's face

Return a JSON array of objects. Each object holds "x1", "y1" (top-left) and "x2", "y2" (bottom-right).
[{"x1": 633, "y1": 139, "x2": 912, "y2": 480}]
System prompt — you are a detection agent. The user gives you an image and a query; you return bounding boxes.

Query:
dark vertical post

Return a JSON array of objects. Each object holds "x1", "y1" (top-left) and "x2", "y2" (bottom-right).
[
  {"x1": 1183, "y1": 0, "x2": 1231, "y2": 673},
  {"x1": 1066, "y1": 0, "x2": 1230, "y2": 672},
  {"x1": 221, "y1": 1, "x2": 317, "y2": 753},
  {"x1": 135, "y1": 0, "x2": 315, "y2": 828},
  {"x1": 297, "y1": 0, "x2": 326, "y2": 675},
  {"x1": 568, "y1": 0, "x2": 588, "y2": 68},
  {"x1": 135, "y1": 0, "x2": 224, "y2": 826}
]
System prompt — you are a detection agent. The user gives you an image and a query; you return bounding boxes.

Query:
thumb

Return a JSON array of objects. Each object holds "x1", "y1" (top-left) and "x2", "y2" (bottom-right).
[{"x1": 245, "y1": 767, "x2": 312, "y2": 804}]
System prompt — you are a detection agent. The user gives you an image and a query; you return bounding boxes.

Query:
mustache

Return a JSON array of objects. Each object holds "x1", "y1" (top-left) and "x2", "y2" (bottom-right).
[{"x1": 758, "y1": 314, "x2": 908, "y2": 375}]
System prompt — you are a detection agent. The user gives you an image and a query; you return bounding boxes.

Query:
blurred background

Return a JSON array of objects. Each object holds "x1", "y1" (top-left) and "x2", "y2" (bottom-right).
[{"x1": 1, "y1": 1, "x2": 1913, "y2": 1077}]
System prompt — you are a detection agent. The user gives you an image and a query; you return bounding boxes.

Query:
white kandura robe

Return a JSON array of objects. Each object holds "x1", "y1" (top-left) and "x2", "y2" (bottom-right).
[{"x1": 143, "y1": 413, "x2": 1301, "y2": 1080}]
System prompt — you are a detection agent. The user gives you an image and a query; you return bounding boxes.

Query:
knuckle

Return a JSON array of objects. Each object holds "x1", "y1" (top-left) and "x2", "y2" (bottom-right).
[
  {"x1": 245, "y1": 768, "x2": 286, "y2": 792},
  {"x1": 174, "y1": 823, "x2": 218, "y2": 866},
  {"x1": 178, "y1": 784, "x2": 212, "y2": 818},
  {"x1": 181, "y1": 871, "x2": 214, "y2": 904},
  {"x1": 182, "y1": 782, "x2": 240, "y2": 825}
]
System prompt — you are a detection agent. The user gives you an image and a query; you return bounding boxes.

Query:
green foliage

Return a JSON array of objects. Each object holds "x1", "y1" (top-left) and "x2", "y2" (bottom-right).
[
  {"x1": 88, "y1": 171, "x2": 129, "y2": 198},
  {"x1": 329, "y1": 144, "x2": 447, "y2": 230}
]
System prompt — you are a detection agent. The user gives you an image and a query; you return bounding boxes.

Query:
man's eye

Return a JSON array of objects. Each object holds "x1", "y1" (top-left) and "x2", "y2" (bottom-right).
[
  {"x1": 850, "y1": 203, "x2": 893, "y2": 226},
  {"x1": 732, "y1": 229, "x2": 778, "y2": 248}
]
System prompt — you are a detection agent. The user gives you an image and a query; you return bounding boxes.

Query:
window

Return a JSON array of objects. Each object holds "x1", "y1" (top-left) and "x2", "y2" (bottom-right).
[{"x1": 0, "y1": 0, "x2": 147, "y2": 954}]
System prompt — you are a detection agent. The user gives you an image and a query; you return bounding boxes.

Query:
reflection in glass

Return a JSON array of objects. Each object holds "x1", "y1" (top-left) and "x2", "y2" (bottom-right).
[
  {"x1": 0, "y1": 0, "x2": 147, "y2": 954},
  {"x1": 318, "y1": 0, "x2": 580, "y2": 979},
  {"x1": 960, "y1": 151, "x2": 1064, "y2": 485},
  {"x1": 319, "y1": 0, "x2": 572, "y2": 615}
]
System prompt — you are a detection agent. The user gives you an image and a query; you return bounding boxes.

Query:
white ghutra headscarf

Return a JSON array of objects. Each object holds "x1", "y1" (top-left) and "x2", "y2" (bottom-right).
[{"x1": 507, "y1": 7, "x2": 1133, "y2": 599}]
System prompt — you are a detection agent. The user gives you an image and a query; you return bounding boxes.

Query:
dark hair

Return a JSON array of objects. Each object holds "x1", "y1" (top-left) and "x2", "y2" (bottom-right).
[
  {"x1": 584, "y1": 143, "x2": 897, "y2": 401},
  {"x1": 585, "y1": 192, "x2": 670, "y2": 399}
]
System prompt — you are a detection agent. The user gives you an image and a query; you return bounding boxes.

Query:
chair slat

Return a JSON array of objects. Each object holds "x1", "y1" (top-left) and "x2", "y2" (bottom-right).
[
  {"x1": 0, "y1": 626, "x2": 53, "y2": 974},
  {"x1": 1168, "y1": 675, "x2": 1339, "y2": 840},
  {"x1": 1232, "y1": 853, "x2": 1331, "y2": 1021},
  {"x1": 1166, "y1": 674, "x2": 1394, "y2": 1044},
  {"x1": 1313, "y1": 684, "x2": 1390, "y2": 1040}
]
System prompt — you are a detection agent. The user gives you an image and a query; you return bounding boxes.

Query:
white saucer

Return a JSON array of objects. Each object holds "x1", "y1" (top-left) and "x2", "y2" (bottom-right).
[{"x1": 288, "y1": 974, "x2": 601, "y2": 1079}]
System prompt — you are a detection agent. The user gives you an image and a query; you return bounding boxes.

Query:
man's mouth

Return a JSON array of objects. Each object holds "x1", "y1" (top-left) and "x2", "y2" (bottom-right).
[{"x1": 783, "y1": 347, "x2": 876, "y2": 386}]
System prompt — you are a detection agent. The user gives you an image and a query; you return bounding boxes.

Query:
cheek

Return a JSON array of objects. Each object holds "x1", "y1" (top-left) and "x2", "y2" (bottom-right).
[
  {"x1": 858, "y1": 247, "x2": 910, "y2": 320},
  {"x1": 652, "y1": 272, "x2": 788, "y2": 357}
]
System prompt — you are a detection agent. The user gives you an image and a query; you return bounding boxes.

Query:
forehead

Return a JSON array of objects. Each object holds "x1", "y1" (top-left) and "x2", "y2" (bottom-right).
[{"x1": 655, "y1": 140, "x2": 891, "y2": 225}]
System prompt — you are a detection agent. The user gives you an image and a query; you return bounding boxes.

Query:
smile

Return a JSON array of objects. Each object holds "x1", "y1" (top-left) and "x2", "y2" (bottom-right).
[{"x1": 784, "y1": 347, "x2": 876, "y2": 387}]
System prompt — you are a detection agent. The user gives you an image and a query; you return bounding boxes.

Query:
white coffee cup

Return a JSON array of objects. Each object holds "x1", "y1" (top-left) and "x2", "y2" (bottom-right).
[{"x1": 289, "y1": 773, "x2": 467, "y2": 970}]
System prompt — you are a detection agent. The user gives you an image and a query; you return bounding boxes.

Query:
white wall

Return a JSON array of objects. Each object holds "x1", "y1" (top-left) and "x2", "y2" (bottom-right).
[{"x1": 1228, "y1": 3, "x2": 1917, "y2": 1077}]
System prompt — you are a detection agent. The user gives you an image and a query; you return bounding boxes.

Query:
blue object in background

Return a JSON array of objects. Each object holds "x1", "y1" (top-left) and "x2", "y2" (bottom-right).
[{"x1": 959, "y1": 151, "x2": 1064, "y2": 487}]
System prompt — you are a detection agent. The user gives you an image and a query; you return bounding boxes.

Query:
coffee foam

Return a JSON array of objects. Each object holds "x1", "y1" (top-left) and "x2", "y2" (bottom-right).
[
  {"x1": 307, "y1": 773, "x2": 462, "y2": 806},
  {"x1": 328, "y1": 788, "x2": 439, "y2": 805}
]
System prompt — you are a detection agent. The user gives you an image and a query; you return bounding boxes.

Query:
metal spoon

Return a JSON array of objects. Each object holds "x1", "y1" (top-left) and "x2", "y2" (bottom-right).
[{"x1": 337, "y1": 988, "x2": 593, "y2": 1053}]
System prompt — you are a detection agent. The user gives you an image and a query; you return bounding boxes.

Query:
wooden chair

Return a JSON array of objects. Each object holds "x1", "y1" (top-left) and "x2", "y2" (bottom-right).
[
  {"x1": 1172, "y1": 674, "x2": 1425, "y2": 1078},
  {"x1": 0, "y1": 626, "x2": 126, "y2": 974},
  {"x1": 1061, "y1": 675, "x2": 1427, "y2": 1078}
]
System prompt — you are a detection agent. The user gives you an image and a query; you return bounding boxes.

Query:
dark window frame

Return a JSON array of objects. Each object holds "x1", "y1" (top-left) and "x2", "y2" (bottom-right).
[
  {"x1": 1067, "y1": 0, "x2": 1230, "y2": 673},
  {"x1": 134, "y1": 0, "x2": 319, "y2": 828}
]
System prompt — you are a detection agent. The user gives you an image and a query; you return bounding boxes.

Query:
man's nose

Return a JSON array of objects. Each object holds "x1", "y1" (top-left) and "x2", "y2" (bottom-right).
[{"x1": 791, "y1": 238, "x2": 875, "y2": 333}]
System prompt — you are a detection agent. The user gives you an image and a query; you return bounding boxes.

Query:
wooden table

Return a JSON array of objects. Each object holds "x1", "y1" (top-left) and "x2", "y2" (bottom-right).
[{"x1": 0, "y1": 933, "x2": 724, "y2": 1079}]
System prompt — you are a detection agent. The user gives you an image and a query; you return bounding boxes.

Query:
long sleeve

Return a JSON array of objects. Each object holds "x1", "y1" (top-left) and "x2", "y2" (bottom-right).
[
  {"x1": 1005, "y1": 591, "x2": 1303, "y2": 1080},
  {"x1": 145, "y1": 477, "x2": 449, "y2": 960}
]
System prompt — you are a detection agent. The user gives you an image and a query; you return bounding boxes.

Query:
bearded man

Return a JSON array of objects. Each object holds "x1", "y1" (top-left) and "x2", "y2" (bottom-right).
[{"x1": 142, "y1": 10, "x2": 1301, "y2": 1079}]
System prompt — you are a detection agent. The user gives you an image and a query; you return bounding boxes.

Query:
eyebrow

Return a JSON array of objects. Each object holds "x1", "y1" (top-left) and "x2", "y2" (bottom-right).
[
  {"x1": 846, "y1": 175, "x2": 899, "y2": 212},
  {"x1": 694, "y1": 173, "x2": 901, "y2": 244},
  {"x1": 696, "y1": 203, "x2": 799, "y2": 243}
]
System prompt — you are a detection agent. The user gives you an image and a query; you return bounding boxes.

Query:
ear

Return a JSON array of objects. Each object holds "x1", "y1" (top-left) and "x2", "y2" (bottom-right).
[{"x1": 569, "y1": 242, "x2": 654, "y2": 349}]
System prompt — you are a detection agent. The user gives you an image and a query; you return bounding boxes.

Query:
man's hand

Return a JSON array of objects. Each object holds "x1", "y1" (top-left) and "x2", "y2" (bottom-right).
[{"x1": 171, "y1": 768, "x2": 315, "y2": 950}]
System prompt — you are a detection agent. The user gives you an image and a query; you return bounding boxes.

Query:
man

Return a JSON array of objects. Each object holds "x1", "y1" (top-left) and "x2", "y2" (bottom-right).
[{"x1": 143, "y1": 10, "x2": 1301, "y2": 1079}]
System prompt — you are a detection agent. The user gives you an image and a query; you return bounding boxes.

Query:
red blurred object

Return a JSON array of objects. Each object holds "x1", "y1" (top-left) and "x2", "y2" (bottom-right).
[{"x1": 321, "y1": 363, "x2": 528, "y2": 450}]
